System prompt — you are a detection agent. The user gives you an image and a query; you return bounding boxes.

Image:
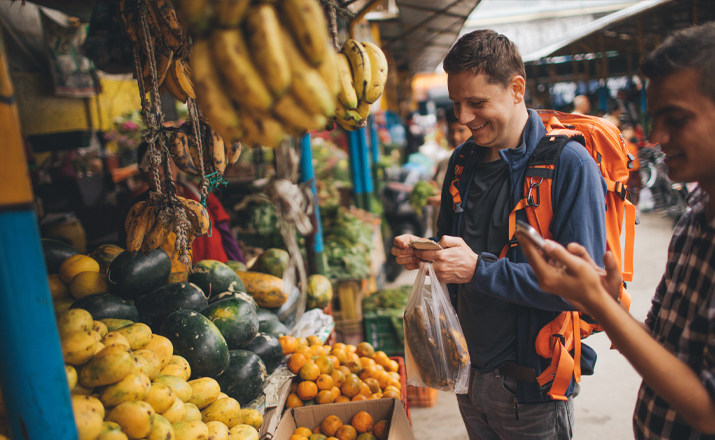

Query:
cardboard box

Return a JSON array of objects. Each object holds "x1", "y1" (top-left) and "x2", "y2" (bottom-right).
[{"x1": 274, "y1": 398, "x2": 415, "y2": 440}]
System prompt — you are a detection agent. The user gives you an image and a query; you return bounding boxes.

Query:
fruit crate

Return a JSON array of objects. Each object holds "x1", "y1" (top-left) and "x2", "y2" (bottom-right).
[
  {"x1": 407, "y1": 385, "x2": 439, "y2": 408},
  {"x1": 390, "y1": 355, "x2": 411, "y2": 424},
  {"x1": 363, "y1": 310, "x2": 404, "y2": 356}
]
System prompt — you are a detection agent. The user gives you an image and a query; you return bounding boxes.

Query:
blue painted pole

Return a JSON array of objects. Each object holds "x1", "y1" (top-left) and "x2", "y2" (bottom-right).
[
  {"x1": 347, "y1": 129, "x2": 366, "y2": 209},
  {"x1": 369, "y1": 116, "x2": 380, "y2": 165},
  {"x1": 357, "y1": 126, "x2": 374, "y2": 212},
  {"x1": 0, "y1": 32, "x2": 77, "y2": 440},
  {"x1": 299, "y1": 134, "x2": 327, "y2": 275}
]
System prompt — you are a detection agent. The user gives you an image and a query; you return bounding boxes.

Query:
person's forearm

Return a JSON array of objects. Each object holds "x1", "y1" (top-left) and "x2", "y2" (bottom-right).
[{"x1": 585, "y1": 290, "x2": 715, "y2": 433}]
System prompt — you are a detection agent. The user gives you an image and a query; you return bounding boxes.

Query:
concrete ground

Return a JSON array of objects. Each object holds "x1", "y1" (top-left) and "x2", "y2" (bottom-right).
[{"x1": 387, "y1": 211, "x2": 675, "y2": 439}]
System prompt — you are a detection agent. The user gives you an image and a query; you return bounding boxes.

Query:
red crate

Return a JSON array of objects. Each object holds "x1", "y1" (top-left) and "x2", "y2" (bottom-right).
[
  {"x1": 390, "y1": 356, "x2": 410, "y2": 424},
  {"x1": 407, "y1": 385, "x2": 439, "y2": 408}
]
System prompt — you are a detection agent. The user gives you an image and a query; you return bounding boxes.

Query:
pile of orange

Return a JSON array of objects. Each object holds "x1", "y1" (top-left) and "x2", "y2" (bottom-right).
[
  {"x1": 278, "y1": 337, "x2": 402, "y2": 408},
  {"x1": 289, "y1": 411, "x2": 389, "y2": 440}
]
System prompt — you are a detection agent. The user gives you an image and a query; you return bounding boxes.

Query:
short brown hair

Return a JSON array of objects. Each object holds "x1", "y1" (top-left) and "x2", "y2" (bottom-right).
[
  {"x1": 442, "y1": 29, "x2": 526, "y2": 87},
  {"x1": 640, "y1": 22, "x2": 715, "y2": 103}
]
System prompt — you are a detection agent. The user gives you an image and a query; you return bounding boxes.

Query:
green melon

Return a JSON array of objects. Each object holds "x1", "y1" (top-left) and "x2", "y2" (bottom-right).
[
  {"x1": 216, "y1": 349, "x2": 267, "y2": 405},
  {"x1": 189, "y1": 259, "x2": 246, "y2": 300},
  {"x1": 250, "y1": 248, "x2": 289, "y2": 278},
  {"x1": 201, "y1": 296, "x2": 259, "y2": 349}
]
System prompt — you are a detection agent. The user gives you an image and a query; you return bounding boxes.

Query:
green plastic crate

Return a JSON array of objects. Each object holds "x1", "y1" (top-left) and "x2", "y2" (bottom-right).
[{"x1": 363, "y1": 309, "x2": 404, "y2": 356}]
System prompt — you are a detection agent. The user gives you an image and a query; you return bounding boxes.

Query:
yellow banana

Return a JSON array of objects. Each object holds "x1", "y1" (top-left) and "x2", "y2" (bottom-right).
[
  {"x1": 209, "y1": 127, "x2": 227, "y2": 175},
  {"x1": 142, "y1": 208, "x2": 171, "y2": 253},
  {"x1": 185, "y1": 131, "x2": 208, "y2": 174},
  {"x1": 281, "y1": 0, "x2": 329, "y2": 65},
  {"x1": 336, "y1": 52, "x2": 358, "y2": 110},
  {"x1": 124, "y1": 201, "x2": 146, "y2": 233},
  {"x1": 357, "y1": 100, "x2": 371, "y2": 121},
  {"x1": 243, "y1": 3, "x2": 292, "y2": 97},
  {"x1": 341, "y1": 39, "x2": 371, "y2": 103},
  {"x1": 239, "y1": 111, "x2": 286, "y2": 149},
  {"x1": 179, "y1": 197, "x2": 210, "y2": 236},
  {"x1": 318, "y1": 44, "x2": 341, "y2": 99},
  {"x1": 172, "y1": 59, "x2": 196, "y2": 100},
  {"x1": 211, "y1": 29, "x2": 273, "y2": 112},
  {"x1": 190, "y1": 39, "x2": 244, "y2": 143},
  {"x1": 214, "y1": 0, "x2": 251, "y2": 27},
  {"x1": 127, "y1": 203, "x2": 154, "y2": 254},
  {"x1": 169, "y1": 131, "x2": 199, "y2": 176},
  {"x1": 281, "y1": 28, "x2": 335, "y2": 117},
  {"x1": 272, "y1": 93, "x2": 328, "y2": 134},
  {"x1": 142, "y1": 50, "x2": 173, "y2": 88},
  {"x1": 145, "y1": 0, "x2": 183, "y2": 51},
  {"x1": 334, "y1": 101, "x2": 365, "y2": 132},
  {"x1": 362, "y1": 41, "x2": 388, "y2": 104},
  {"x1": 174, "y1": 0, "x2": 212, "y2": 34},
  {"x1": 162, "y1": 61, "x2": 188, "y2": 103},
  {"x1": 225, "y1": 141, "x2": 242, "y2": 166}
]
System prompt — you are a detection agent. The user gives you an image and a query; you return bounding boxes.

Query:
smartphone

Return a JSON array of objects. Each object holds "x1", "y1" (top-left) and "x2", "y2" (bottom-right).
[
  {"x1": 515, "y1": 220, "x2": 546, "y2": 249},
  {"x1": 409, "y1": 239, "x2": 443, "y2": 251}
]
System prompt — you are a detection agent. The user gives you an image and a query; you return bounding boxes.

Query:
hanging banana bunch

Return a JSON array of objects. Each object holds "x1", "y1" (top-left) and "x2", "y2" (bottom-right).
[
  {"x1": 334, "y1": 39, "x2": 389, "y2": 131},
  {"x1": 173, "y1": 0, "x2": 388, "y2": 146},
  {"x1": 168, "y1": 121, "x2": 242, "y2": 178}
]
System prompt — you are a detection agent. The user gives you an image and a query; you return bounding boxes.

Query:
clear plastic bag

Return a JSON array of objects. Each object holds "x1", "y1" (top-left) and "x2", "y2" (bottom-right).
[{"x1": 403, "y1": 262, "x2": 470, "y2": 393}]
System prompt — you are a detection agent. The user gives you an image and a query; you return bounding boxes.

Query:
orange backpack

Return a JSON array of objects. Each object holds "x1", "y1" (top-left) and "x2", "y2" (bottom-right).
[{"x1": 450, "y1": 110, "x2": 637, "y2": 401}]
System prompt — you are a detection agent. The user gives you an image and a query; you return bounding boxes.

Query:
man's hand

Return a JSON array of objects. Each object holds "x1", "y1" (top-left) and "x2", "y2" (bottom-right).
[
  {"x1": 391, "y1": 234, "x2": 421, "y2": 270},
  {"x1": 516, "y1": 230, "x2": 619, "y2": 312},
  {"x1": 414, "y1": 235, "x2": 478, "y2": 284}
]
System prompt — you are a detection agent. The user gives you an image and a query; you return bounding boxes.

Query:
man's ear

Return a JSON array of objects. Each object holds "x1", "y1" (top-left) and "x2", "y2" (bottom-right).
[{"x1": 511, "y1": 75, "x2": 526, "y2": 103}]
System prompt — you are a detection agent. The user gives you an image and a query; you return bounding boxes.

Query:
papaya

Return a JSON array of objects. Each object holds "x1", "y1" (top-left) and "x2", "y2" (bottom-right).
[{"x1": 234, "y1": 271, "x2": 288, "y2": 308}]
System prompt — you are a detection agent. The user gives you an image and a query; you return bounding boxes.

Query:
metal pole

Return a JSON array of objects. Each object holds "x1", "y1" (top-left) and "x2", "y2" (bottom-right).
[
  {"x1": 0, "y1": 34, "x2": 77, "y2": 440},
  {"x1": 299, "y1": 134, "x2": 327, "y2": 275}
]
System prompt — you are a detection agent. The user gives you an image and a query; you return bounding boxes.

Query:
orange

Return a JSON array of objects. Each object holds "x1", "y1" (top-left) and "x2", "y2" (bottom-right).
[
  {"x1": 297, "y1": 346, "x2": 314, "y2": 360},
  {"x1": 355, "y1": 342, "x2": 375, "y2": 358},
  {"x1": 381, "y1": 389, "x2": 400, "y2": 400},
  {"x1": 288, "y1": 353, "x2": 308, "y2": 374},
  {"x1": 327, "y1": 355, "x2": 340, "y2": 368},
  {"x1": 359, "y1": 381, "x2": 371, "y2": 397},
  {"x1": 310, "y1": 344, "x2": 327, "y2": 357},
  {"x1": 297, "y1": 337, "x2": 308, "y2": 347},
  {"x1": 333, "y1": 350, "x2": 348, "y2": 365},
  {"x1": 386, "y1": 377, "x2": 401, "y2": 390},
  {"x1": 294, "y1": 427, "x2": 313, "y2": 437},
  {"x1": 344, "y1": 358, "x2": 362, "y2": 375},
  {"x1": 364, "y1": 377, "x2": 380, "y2": 394},
  {"x1": 299, "y1": 361, "x2": 321, "y2": 381},
  {"x1": 358, "y1": 369, "x2": 372, "y2": 381},
  {"x1": 340, "y1": 374, "x2": 361, "y2": 398},
  {"x1": 315, "y1": 356, "x2": 335, "y2": 375},
  {"x1": 345, "y1": 344, "x2": 357, "y2": 353},
  {"x1": 383, "y1": 385, "x2": 400, "y2": 396},
  {"x1": 306, "y1": 335, "x2": 322, "y2": 346},
  {"x1": 368, "y1": 392, "x2": 382, "y2": 399},
  {"x1": 330, "y1": 369, "x2": 346, "y2": 387},
  {"x1": 335, "y1": 395, "x2": 350, "y2": 403},
  {"x1": 286, "y1": 393, "x2": 304, "y2": 408},
  {"x1": 331, "y1": 342, "x2": 346, "y2": 353},
  {"x1": 329, "y1": 386, "x2": 341, "y2": 400},
  {"x1": 316, "y1": 389, "x2": 336, "y2": 404},
  {"x1": 359, "y1": 357, "x2": 374, "y2": 369},
  {"x1": 351, "y1": 394, "x2": 367, "y2": 401},
  {"x1": 335, "y1": 424, "x2": 357, "y2": 440},
  {"x1": 385, "y1": 359, "x2": 399, "y2": 373},
  {"x1": 373, "y1": 420, "x2": 388, "y2": 440},
  {"x1": 356, "y1": 433, "x2": 377, "y2": 440},
  {"x1": 313, "y1": 426, "x2": 322, "y2": 434},
  {"x1": 387, "y1": 371, "x2": 401, "y2": 382},
  {"x1": 297, "y1": 380, "x2": 318, "y2": 400},
  {"x1": 290, "y1": 435, "x2": 308, "y2": 440},
  {"x1": 372, "y1": 351, "x2": 390, "y2": 367},
  {"x1": 377, "y1": 371, "x2": 390, "y2": 389},
  {"x1": 316, "y1": 374, "x2": 334, "y2": 390},
  {"x1": 351, "y1": 411, "x2": 374, "y2": 434},
  {"x1": 320, "y1": 415, "x2": 343, "y2": 436},
  {"x1": 280, "y1": 335, "x2": 299, "y2": 354},
  {"x1": 337, "y1": 365, "x2": 351, "y2": 376}
]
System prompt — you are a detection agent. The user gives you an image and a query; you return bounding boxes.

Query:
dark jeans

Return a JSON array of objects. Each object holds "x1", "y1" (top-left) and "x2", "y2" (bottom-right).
[{"x1": 456, "y1": 369, "x2": 574, "y2": 440}]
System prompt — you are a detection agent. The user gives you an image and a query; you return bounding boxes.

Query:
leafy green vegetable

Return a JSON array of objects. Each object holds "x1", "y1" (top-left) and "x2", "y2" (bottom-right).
[{"x1": 409, "y1": 180, "x2": 437, "y2": 212}]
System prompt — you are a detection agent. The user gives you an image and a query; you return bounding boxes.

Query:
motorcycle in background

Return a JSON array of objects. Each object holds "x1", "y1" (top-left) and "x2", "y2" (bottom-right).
[{"x1": 638, "y1": 145, "x2": 689, "y2": 225}]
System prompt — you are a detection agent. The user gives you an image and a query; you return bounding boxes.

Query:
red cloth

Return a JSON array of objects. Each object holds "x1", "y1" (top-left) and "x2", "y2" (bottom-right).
[{"x1": 179, "y1": 185, "x2": 230, "y2": 263}]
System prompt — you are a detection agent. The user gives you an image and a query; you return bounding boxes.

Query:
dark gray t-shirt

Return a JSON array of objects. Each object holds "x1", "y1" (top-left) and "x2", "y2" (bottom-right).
[{"x1": 458, "y1": 157, "x2": 517, "y2": 371}]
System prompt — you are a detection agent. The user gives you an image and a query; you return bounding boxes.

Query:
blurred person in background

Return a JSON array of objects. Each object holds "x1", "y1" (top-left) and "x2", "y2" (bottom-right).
[{"x1": 571, "y1": 94, "x2": 591, "y2": 115}]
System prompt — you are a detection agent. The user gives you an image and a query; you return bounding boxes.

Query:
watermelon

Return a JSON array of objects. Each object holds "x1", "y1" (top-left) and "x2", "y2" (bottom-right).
[
  {"x1": 244, "y1": 332, "x2": 284, "y2": 373},
  {"x1": 201, "y1": 296, "x2": 259, "y2": 349},
  {"x1": 135, "y1": 282, "x2": 208, "y2": 332},
  {"x1": 106, "y1": 249, "x2": 171, "y2": 299},
  {"x1": 160, "y1": 310, "x2": 229, "y2": 379},
  {"x1": 256, "y1": 307, "x2": 279, "y2": 322},
  {"x1": 258, "y1": 319, "x2": 288, "y2": 338},
  {"x1": 305, "y1": 274, "x2": 333, "y2": 310},
  {"x1": 71, "y1": 293, "x2": 139, "y2": 322},
  {"x1": 190, "y1": 260, "x2": 245, "y2": 300},
  {"x1": 41, "y1": 238, "x2": 78, "y2": 273},
  {"x1": 225, "y1": 260, "x2": 247, "y2": 273},
  {"x1": 216, "y1": 350, "x2": 267, "y2": 405},
  {"x1": 250, "y1": 248, "x2": 289, "y2": 278}
]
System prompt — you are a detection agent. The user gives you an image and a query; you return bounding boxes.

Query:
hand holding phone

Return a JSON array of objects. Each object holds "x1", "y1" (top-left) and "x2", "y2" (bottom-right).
[
  {"x1": 515, "y1": 220, "x2": 546, "y2": 250},
  {"x1": 409, "y1": 239, "x2": 443, "y2": 251}
]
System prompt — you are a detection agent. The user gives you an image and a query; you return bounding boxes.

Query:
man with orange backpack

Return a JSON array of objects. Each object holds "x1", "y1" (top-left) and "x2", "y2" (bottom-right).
[
  {"x1": 392, "y1": 30, "x2": 633, "y2": 439},
  {"x1": 520, "y1": 23, "x2": 715, "y2": 439}
]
